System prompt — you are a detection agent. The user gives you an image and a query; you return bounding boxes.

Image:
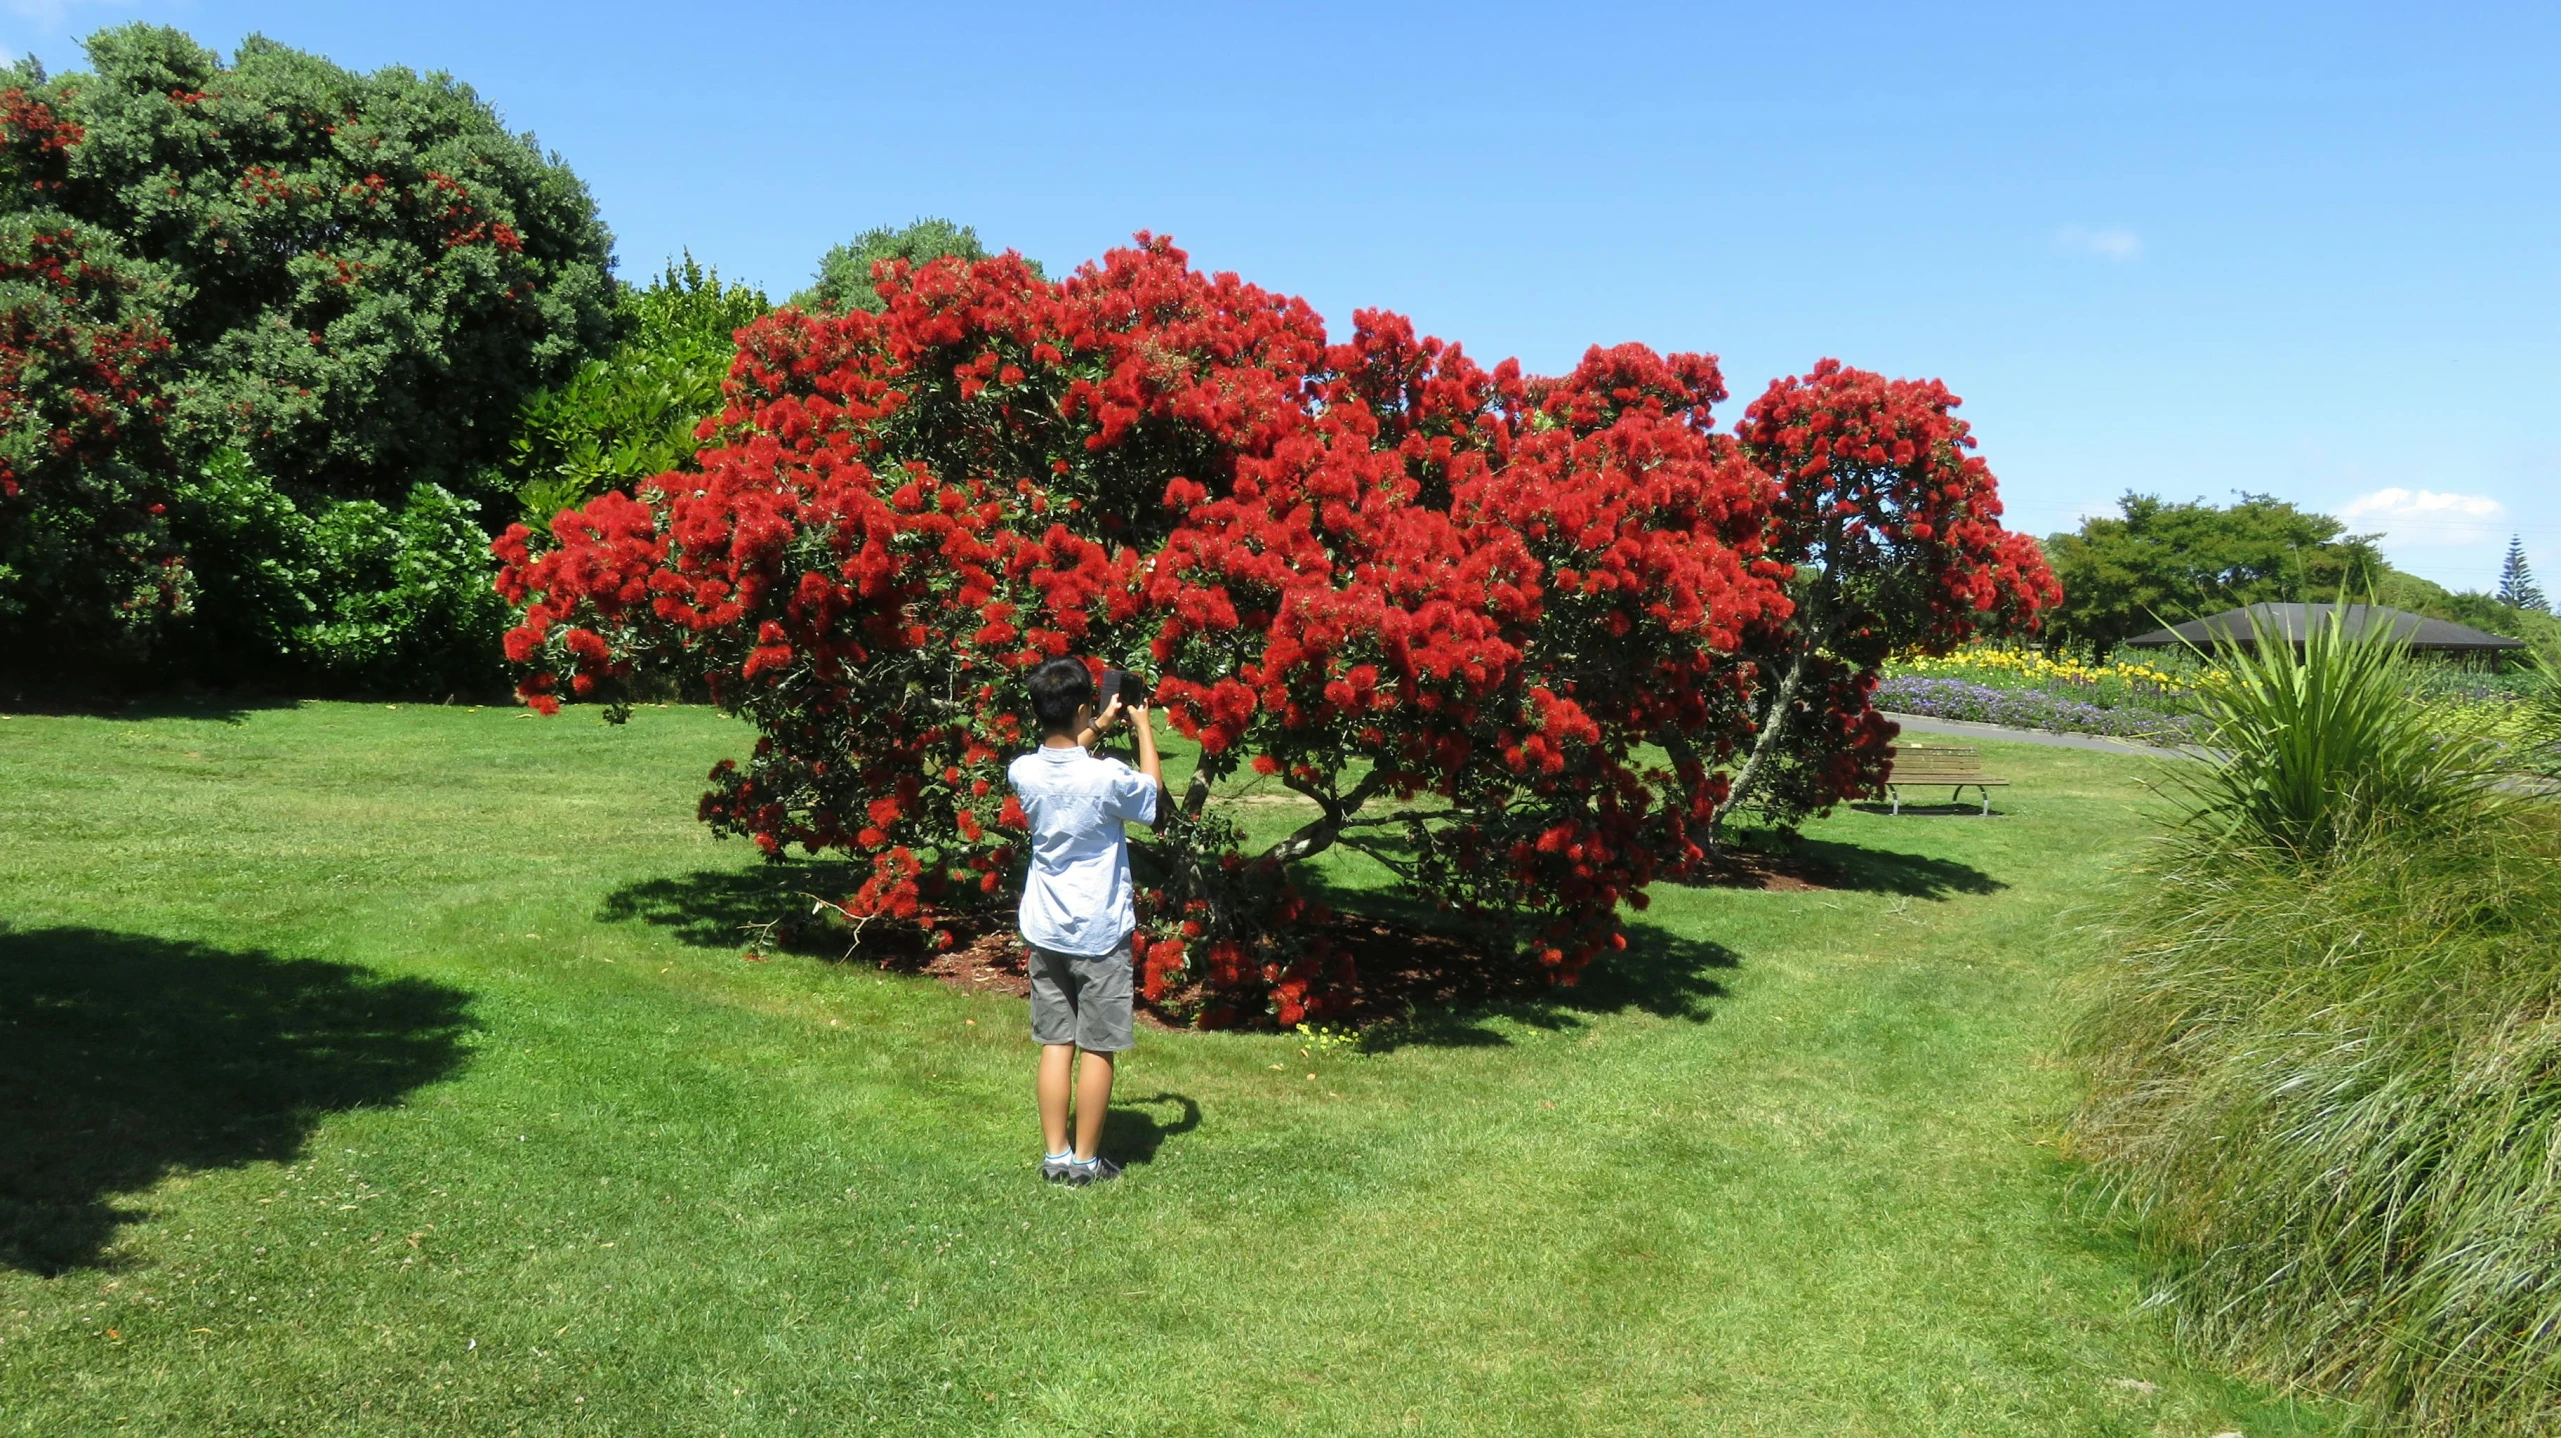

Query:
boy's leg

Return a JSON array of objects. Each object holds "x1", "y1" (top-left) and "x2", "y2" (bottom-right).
[
  {"x1": 1067, "y1": 939, "x2": 1133, "y2": 1164},
  {"x1": 1072, "y1": 1049, "x2": 1115, "y2": 1162},
  {"x1": 1037, "y1": 1043, "x2": 1076, "y2": 1156},
  {"x1": 1026, "y1": 944, "x2": 1081, "y2": 1165}
]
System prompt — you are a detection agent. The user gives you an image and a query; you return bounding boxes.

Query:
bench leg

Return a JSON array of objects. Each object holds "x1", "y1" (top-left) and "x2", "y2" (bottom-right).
[
  {"x1": 1978, "y1": 786, "x2": 1991, "y2": 816},
  {"x1": 1890, "y1": 787, "x2": 1901, "y2": 815}
]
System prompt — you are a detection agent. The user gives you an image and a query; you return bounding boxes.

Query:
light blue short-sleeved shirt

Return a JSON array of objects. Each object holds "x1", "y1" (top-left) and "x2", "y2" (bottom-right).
[{"x1": 1008, "y1": 744, "x2": 1160, "y2": 956}]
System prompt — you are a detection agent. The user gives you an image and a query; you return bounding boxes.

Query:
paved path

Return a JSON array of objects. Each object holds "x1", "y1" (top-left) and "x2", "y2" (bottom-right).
[{"x1": 1879, "y1": 711, "x2": 2199, "y2": 759}]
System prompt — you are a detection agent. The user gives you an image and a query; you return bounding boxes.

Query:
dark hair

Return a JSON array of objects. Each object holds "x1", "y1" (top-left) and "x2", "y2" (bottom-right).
[{"x1": 1027, "y1": 657, "x2": 1096, "y2": 735}]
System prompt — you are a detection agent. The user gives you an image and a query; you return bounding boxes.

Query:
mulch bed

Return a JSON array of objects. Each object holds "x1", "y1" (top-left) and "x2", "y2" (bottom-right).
[
  {"x1": 887, "y1": 913, "x2": 1516, "y2": 1030},
  {"x1": 1681, "y1": 845, "x2": 1837, "y2": 892}
]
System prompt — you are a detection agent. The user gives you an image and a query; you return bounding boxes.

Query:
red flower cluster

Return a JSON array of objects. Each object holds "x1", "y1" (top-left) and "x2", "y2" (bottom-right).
[
  {"x1": 0, "y1": 89, "x2": 82, "y2": 194},
  {"x1": 0, "y1": 215, "x2": 175, "y2": 627},
  {"x1": 1743, "y1": 360, "x2": 2057, "y2": 650},
  {"x1": 496, "y1": 241, "x2": 2057, "y2": 1023},
  {"x1": 0, "y1": 224, "x2": 168, "y2": 501}
]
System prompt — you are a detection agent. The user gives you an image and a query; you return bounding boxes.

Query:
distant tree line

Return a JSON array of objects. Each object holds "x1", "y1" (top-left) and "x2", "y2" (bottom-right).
[{"x1": 2043, "y1": 493, "x2": 2558, "y2": 659}]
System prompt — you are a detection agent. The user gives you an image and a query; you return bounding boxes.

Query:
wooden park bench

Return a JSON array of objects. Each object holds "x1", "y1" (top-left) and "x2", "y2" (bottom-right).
[{"x1": 1884, "y1": 744, "x2": 2009, "y2": 815}]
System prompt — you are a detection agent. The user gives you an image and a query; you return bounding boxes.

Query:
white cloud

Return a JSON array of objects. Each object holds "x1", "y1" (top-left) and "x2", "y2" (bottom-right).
[
  {"x1": 2056, "y1": 225, "x2": 2142, "y2": 261},
  {"x1": 3, "y1": 0, "x2": 127, "y2": 29},
  {"x1": 2341, "y1": 487, "x2": 2508, "y2": 546}
]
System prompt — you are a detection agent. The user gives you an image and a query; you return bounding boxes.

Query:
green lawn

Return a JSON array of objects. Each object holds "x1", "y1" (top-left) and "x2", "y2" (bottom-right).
[{"x1": 0, "y1": 702, "x2": 2336, "y2": 1435}]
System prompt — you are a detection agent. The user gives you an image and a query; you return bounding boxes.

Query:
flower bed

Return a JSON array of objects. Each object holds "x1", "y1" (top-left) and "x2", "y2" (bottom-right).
[
  {"x1": 1873, "y1": 674, "x2": 2203, "y2": 743},
  {"x1": 1880, "y1": 644, "x2": 2543, "y2": 748}
]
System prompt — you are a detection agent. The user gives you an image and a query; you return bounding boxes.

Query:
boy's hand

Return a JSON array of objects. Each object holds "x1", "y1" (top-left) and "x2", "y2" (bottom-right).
[{"x1": 1095, "y1": 695, "x2": 1127, "y2": 733}]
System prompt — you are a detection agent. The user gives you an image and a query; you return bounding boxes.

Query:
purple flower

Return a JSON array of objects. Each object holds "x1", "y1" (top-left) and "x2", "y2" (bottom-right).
[{"x1": 1874, "y1": 675, "x2": 2202, "y2": 742}]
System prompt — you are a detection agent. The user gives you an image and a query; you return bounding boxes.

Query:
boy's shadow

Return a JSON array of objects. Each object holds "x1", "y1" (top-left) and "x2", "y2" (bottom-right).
[{"x1": 1101, "y1": 1092, "x2": 1199, "y2": 1166}]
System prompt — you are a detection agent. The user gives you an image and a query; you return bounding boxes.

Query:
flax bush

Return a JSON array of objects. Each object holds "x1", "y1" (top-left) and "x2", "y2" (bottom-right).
[
  {"x1": 2168, "y1": 606, "x2": 2508, "y2": 858},
  {"x1": 2071, "y1": 606, "x2": 2561, "y2": 1434}
]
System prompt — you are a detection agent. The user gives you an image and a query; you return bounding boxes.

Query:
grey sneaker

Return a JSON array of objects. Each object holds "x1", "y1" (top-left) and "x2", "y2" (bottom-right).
[
  {"x1": 1040, "y1": 1154, "x2": 1079, "y2": 1184},
  {"x1": 1061, "y1": 1156, "x2": 1122, "y2": 1187}
]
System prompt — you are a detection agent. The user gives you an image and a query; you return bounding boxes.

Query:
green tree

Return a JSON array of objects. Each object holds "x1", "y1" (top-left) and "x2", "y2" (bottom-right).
[
  {"x1": 0, "y1": 24, "x2": 615, "y2": 508},
  {"x1": 506, "y1": 255, "x2": 768, "y2": 523},
  {"x1": 2042, "y1": 492, "x2": 2386, "y2": 655},
  {"x1": 2371, "y1": 567, "x2": 2561, "y2": 654},
  {"x1": 792, "y1": 218, "x2": 1037, "y2": 314}
]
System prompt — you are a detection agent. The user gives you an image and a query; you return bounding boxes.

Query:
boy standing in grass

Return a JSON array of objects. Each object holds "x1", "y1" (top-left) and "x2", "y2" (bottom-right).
[{"x1": 1011, "y1": 657, "x2": 1168, "y2": 1186}]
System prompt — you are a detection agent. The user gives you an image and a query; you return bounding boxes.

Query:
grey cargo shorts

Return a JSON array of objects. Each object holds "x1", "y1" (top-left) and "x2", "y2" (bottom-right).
[{"x1": 1027, "y1": 938, "x2": 1135, "y2": 1053}]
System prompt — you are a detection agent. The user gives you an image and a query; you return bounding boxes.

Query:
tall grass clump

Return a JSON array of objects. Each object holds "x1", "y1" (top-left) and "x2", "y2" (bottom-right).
[{"x1": 2070, "y1": 608, "x2": 2561, "y2": 1435}]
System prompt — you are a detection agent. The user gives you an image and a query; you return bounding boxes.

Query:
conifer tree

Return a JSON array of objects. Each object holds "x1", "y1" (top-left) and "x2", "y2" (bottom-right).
[{"x1": 2498, "y1": 534, "x2": 2546, "y2": 612}]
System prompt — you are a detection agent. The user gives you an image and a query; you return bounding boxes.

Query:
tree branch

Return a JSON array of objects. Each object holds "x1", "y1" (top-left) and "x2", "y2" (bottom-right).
[{"x1": 1255, "y1": 769, "x2": 1406, "y2": 866}]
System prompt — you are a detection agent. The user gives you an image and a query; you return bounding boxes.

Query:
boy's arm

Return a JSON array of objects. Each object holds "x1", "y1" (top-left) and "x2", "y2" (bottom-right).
[
  {"x1": 1075, "y1": 696, "x2": 1124, "y2": 751},
  {"x1": 1132, "y1": 702, "x2": 1170, "y2": 829}
]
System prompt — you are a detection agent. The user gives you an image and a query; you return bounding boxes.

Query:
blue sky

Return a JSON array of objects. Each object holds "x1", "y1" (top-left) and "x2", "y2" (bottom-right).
[{"x1": 6, "y1": 1, "x2": 2555, "y2": 591}]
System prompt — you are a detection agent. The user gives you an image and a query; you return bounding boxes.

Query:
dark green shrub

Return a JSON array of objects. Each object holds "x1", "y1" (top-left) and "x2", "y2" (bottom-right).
[
  {"x1": 161, "y1": 447, "x2": 324, "y2": 659},
  {"x1": 0, "y1": 23, "x2": 610, "y2": 686},
  {"x1": 160, "y1": 450, "x2": 507, "y2": 696},
  {"x1": 298, "y1": 481, "x2": 509, "y2": 695},
  {"x1": 0, "y1": 24, "x2": 614, "y2": 508},
  {"x1": 2170, "y1": 605, "x2": 2506, "y2": 858},
  {"x1": 506, "y1": 256, "x2": 766, "y2": 524}
]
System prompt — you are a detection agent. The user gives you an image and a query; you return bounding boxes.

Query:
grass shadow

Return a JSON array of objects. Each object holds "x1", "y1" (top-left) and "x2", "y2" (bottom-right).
[
  {"x1": 1101, "y1": 1092, "x2": 1201, "y2": 1166},
  {"x1": 0, "y1": 926, "x2": 475, "y2": 1276},
  {"x1": 1778, "y1": 835, "x2": 2006, "y2": 899},
  {"x1": 597, "y1": 861, "x2": 864, "y2": 956},
  {"x1": 1298, "y1": 879, "x2": 1740, "y2": 1051}
]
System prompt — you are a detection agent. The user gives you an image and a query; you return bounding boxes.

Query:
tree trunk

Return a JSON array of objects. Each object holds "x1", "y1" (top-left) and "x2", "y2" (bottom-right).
[
  {"x1": 1711, "y1": 607, "x2": 1838, "y2": 840},
  {"x1": 1261, "y1": 770, "x2": 1388, "y2": 866}
]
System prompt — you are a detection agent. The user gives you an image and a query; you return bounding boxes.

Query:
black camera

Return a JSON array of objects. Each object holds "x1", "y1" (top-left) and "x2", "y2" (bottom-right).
[{"x1": 1095, "y1": 668, "x2": 1150, "y2": 710}]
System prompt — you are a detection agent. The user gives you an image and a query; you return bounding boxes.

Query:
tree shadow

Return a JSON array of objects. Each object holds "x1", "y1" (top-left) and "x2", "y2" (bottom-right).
[
  {"x1": 607, "y1": 861, "x2": 1742, "y2": 1053},
  {"x1": 1777, "y1": 835, "x2": 2005, "y2": 900},
  {"x1": 596, "y1": 861, "x2": 864, "y2": 956},
  {"x1": 1100, "y1": 1092, "x2": 1201, "y2": 1166},
  {"x1": 1665, "y1": 828, "x2": 2004, "y2": 901},
  {"x1": 1296, "y1": 880, "x2": 1740, "y2": 1051},
  {"x1": 0, "y1": 688, "x2": 288, "y2": 724},
  {"x1": 0, "y1": 926, "x2": 476, "y2": 1276},
  {"x1": 1353, "y1": 920, "x2": 1741, "y2": 1051}
]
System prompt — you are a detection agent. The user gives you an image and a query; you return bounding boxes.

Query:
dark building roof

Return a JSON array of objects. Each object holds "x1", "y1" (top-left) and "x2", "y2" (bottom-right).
[{"x1": 2122, "y1": 602, "x2": 2525, "y2": 652}]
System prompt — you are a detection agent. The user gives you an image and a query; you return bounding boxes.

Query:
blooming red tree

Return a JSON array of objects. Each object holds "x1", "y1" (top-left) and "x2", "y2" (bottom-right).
[
  {"x1": 1716, "y1": 359, "x2": 2062, "y2": 828},
  {"x1": 496, "y1": 245, "x2": 2063, "y2": 1022},
  {"x1": 496, "y1": 238, "x2": 1800, "y2": 1023}
]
